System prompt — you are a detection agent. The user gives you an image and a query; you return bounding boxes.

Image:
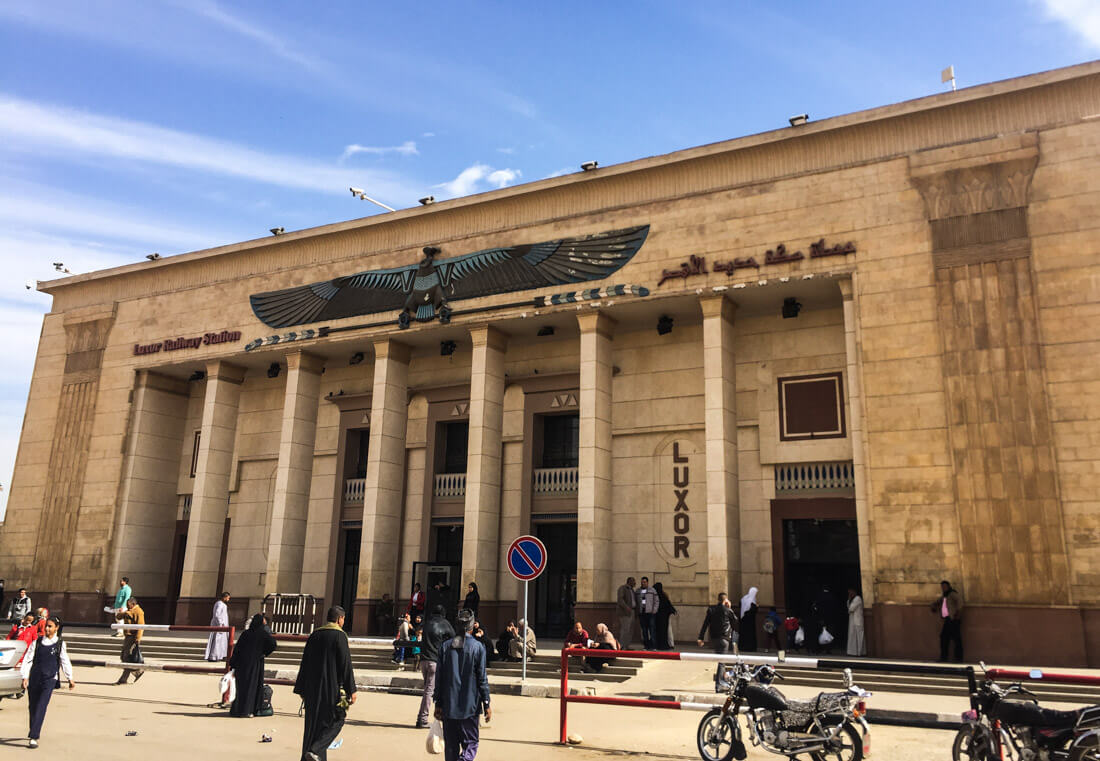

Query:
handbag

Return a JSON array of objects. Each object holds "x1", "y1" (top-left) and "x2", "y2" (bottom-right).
[
  {"x1": 123, "y1": 640, "x2": 144, "y2": 664},
  {"x1": 425, "y1": 719, "x2": 445, "y2": 754}
]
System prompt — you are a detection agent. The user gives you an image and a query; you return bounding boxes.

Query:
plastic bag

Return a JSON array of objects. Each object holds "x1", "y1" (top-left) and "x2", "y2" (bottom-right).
[
  {"x1": 819, "y1": 626, "x2": 835, "y2": 646},
  {"x1": 426, "y1": 720, "x2": 444, "y2": 755},
  {"x1": 219, "y1": 669, "x2": 237, "y2": 704},
  {"x1": 667, "y1": 617, "x2": 675, "y2": 648},
  {"x1": 794, "y1": 626, "x2": 805, "y2": 646}
]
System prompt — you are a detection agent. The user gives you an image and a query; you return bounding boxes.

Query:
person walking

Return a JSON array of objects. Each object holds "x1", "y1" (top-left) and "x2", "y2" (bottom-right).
[
  {"x1": 205, "y1": 592, "x2": 231, "y2": 661},
  {"x1": 295, "y1": 606, "x2": 357, "y2": 761},
  {"x1": 615, "y1": 577, "x2": 636, "y2": 650},
  {"x1": 111, "y1": 577, "x2": 132, "y2": 637},
  {"x1": 115, "y1": 597, "x2": 145, "y2": 684},
  {"x1": 434, "y1": 608, "x2": 491, "y2": 761},
  {"x1": 635, "y1": 577, "x2": 659, "y2": 650},
  {"x1": 415, "y1": 605, "x2": 455, "y2": 728},
  {"x1": 6, "y1": 588, "x2": 32, "y2": 623},
  {"x1": 229, "y1": 613, "x2": 277, "y2": 717},
  {"x1": 654, "y1": 582, "x2": 677, "y2": 650},
  {"x1": 739, "y1": 587, "x2": 759, "y2": 652},
  {"x1": 20, "y1": 615, "x2": 74, "y2": 748},
  {"x1": 463, "y1": 582, "x2": 480, "y2": 619},
  {"x1": 932, "y1": 580, "x2": 963, "y2": 662},
  {"x1": 846, "y1": 588, "x2": 866, "y2": 656},
  {"x1": 697, "y1": 592, "x2": 739, "y2": 654}
]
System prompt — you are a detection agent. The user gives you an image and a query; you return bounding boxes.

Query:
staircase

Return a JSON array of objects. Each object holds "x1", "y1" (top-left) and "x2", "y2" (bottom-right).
[{"x1": 63, "y1": 631, "x2": 644, "y2": 683}]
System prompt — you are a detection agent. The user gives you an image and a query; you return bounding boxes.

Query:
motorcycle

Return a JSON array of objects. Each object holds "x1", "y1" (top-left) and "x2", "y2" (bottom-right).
[
  {"x1": 697, "y1": 662, "x2": 872, "y2": 761},
  {"x1": 953, "y1": 665, "x2": 1100, "y2": 761}
]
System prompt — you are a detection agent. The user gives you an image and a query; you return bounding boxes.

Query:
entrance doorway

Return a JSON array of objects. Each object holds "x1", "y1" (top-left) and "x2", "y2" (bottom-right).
[
  {"x1": 412, "y1": 561, "x2": 460, "y2": 621},
  {"x1": 336, "y1": 526, "x2": 361, "y2": 631},
  {"x1": 532, "y1": 521, "x2": 577, "y2": 638},
  {"x1": 771, "y1": 498, "x2": 860, "y2": 650},
  {"x1": 166, "y1": 521, "x2": 188, "y2": 624}
]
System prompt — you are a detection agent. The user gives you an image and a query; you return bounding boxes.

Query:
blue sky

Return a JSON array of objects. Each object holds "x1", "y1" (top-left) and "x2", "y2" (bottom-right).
[{"x1": 0, "y1": 0, "x2": 1098, "y2": 520}]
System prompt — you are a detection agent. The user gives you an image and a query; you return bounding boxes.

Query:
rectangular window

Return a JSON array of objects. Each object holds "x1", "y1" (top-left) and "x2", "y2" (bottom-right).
[
  {"x1": 778, "y1": 372, "x2": 846, "y2": 441},
  {"x1": 442, "y1": 421, "x2": 469, "y2": 474},
  {"x1": 541, "y1": 414, "x2": 579, "y2": 468},
  {"x1": 189, "y1": 430, "x2": 201, "y2": 477}
]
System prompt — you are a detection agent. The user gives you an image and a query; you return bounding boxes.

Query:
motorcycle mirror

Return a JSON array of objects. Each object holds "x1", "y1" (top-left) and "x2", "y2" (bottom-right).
[{"x1": 1028, "y1": 669, "x2": 1043, "y2": 680}]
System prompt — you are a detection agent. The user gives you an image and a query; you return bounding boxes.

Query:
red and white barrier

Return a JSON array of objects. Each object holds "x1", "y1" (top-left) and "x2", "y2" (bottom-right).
[{"x1": 987, "y1": 668, "x2": 1100, "y2": 686}]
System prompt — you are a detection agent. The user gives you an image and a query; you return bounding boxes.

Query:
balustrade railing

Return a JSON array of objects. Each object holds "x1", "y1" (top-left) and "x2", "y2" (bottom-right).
[
  {"x1": 434, "y1": 472, "x2": 466, "y2": 498},
  {"x1": 343, "y1": 478, "x2": 366, "y2": 504},
  {"x1": 774, "y1": 461, "x2": 855, "y2": 492},
  {"x1": 533, "y1": 466, "x2": 579, "y2": 494}
]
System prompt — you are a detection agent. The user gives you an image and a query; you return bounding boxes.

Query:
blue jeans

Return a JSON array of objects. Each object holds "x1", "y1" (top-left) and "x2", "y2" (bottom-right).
[{"x1": 639, "y1": 613, "x2": 657, "y2": 649}]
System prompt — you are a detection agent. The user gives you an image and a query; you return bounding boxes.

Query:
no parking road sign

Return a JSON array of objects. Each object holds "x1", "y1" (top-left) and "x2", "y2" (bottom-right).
[{"x1": 507, "y1": 535, "x2": 547, "y2": 581}]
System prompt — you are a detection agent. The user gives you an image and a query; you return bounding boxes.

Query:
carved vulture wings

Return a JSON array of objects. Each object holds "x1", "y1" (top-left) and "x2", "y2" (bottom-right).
[{"x1": 250, "y1": 225, "x2": 649, "y2": 328}]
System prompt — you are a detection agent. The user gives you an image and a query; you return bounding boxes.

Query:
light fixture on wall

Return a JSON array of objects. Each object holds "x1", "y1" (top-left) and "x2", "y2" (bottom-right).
[
  {"x1": 349, "y1": 352, "x2": 364, "y2": 366},
  {"x1": 782, "y1": 297, "x2": 802, "y2": 319},
  {"x1": 656, "y1": 315, "x2": 674, "y2": 335},
  {"x1": 188, "y1": 370, "x2": 205, "y2": 382},
  {"x1": 440, "y1": 340, "x2": 457, "y2": 356},
  {"x1": 267, "y1": 362, "x2": 281, "y2": 378},
  {"x1": 536, "y1": 325, "x2": 555, "y2": 337}
]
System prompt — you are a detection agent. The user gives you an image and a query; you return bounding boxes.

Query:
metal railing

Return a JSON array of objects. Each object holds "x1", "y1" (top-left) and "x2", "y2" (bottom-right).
[
  {"x1": 533, "y1": 466, "x2": 578, "y2": 494},
  {"x1": 343, "y1": 478, "x2": 366, "y2": 504},
  {"x1": 261, "y1": 594, "x2": 317, "y2": 635},
  {"x1": 775, "y1": 461, "x2": 855, "y2": 492},
  {"x1": 434, "y1": 472, "x2": 466, "y2": 498}
]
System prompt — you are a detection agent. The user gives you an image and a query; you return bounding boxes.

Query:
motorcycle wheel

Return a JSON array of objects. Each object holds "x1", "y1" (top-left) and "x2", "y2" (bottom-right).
[
  {"x1": 952, "y1": 724, "x2": 996, "y2": 761},
  {"x1": 808, "y1": 721, "x2": 863, "y2": 761},
  {"x1": 697, "y1": 708, "x2": 743, "y2": 761},
  {"x1": 1071, "y1": 732, "x2": 1100, "y2": 761}
]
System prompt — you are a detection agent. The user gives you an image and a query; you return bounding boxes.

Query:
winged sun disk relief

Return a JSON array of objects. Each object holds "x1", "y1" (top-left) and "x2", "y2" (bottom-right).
[{"x1": 250, "y1": 226, "x2": 649, "y2": 329}]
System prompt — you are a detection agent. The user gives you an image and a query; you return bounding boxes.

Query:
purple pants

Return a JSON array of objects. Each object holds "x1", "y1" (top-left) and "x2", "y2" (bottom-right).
[{"x1": 442, "y1": 716, "x2": 480, "y2": 761}]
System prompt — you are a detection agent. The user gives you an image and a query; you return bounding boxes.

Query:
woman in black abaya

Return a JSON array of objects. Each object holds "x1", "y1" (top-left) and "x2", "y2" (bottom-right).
[{"x1": 229, "y1": 613, "x2": 277, "y2": 717}]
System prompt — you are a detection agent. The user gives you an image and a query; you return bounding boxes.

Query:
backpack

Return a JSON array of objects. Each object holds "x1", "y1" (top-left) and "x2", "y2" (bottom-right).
[{"x1": 256, "y1": 684, "x2": 274, "y2": 717}]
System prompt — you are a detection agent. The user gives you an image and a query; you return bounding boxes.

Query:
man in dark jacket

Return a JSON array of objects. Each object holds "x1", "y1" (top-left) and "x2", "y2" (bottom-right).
[
  {"x1": 416, "y1": 605, "x2": 455, "y2": 728},
  {"x1": 697, "y1": 592, "x2": 739, "y2": 654},
  {"x1": 434, "y1": 609, "x2": 490, "y2": 761},
  {"x1": 295, "y1": 606, "x2": 357, "y2": 761}
]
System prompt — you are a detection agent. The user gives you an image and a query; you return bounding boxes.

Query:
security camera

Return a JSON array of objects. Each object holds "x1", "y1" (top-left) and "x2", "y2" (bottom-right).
[
  {"x1": 24, "y1": 280, "x2": 36, "y2": 290},
  {"x1": 145, "y1": 253, "x2": 161, "y2": 261},
  {"x1": 270, "y1": 227, "x2": 285, "y2": 235},
  {"x1": 419, "y1": 196, "x2": 435, "y2": 205},
  {"x1": 788, "y1": 113, "x2": 809, "y2": 126},
  {"x1": 580, "y1": 160, "x2": 598, "y2": 171},
  {"x1": 349, "y1": 187, "x2": 365, "y2": 196}
]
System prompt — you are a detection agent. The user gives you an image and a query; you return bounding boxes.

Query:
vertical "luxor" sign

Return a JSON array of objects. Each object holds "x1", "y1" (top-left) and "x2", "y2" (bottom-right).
[
  {"x1": 653, "y1": 439, "x2": 704, "y2": 574},
  {"x1": 672, "y1": 442, "x2": 691, "y2": 558}
]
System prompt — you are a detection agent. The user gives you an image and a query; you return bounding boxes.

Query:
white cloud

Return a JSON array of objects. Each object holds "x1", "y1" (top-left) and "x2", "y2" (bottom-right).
[
  {"x1": 436, "y1": 164, "x2": 522, "y2": 198},
  {"x1": 422, "y1": 132, "x2": 436, "y2": 138},
  {"x1": 174, "y1": 0, "x2": 326, "y2": 73},
  {"x1": 0, "y1": 95, "x2": 420, "y2": 203},
  {"x1": 496, "y1": 147, "x2": 516, "y2": 155},
  {"x1": 1035, "y1": 0, "x2": 1100, "y2": 48},
  {"x1": 546, "y1": 167, "x2": 577, "y2": 179},
  {"x1": 340, "y1": 141, "x2": 419, "y2": 161}
]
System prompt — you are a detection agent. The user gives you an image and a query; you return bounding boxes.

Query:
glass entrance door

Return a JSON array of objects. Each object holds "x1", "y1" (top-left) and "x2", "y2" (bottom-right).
[{"x1": 532, "y1": 521, "x2": 577, "y2": 637}]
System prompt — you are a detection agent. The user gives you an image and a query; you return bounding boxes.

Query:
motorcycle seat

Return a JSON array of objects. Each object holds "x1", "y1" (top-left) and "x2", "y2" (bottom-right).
[
  {"x1": 786, "y1": 692, "x2": 849, "y2": 715},
  {"x1": 994, "y1": 700, "x2": 1079, "y2": 729}
]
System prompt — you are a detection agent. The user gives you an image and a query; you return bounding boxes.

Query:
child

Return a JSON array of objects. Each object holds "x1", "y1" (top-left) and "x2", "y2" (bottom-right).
[
  {"x1": 763, "y1": 607, "x2": 783, "y2": 652},
  {"x1": 393, "y1": 612, "x2": 412, "y2": 666},
  {"x1": 409, "y1": 625, "x2": 422, "y2": 670},
  {"x1": 20, "y1": 616, "x2": 75, "y2": 748},
  {"x1": 784, "y1": 612, "x2": 802, "y2": 652},
  {"x1": 7, "y1": 613, "x2": 38, "y2": 664}
]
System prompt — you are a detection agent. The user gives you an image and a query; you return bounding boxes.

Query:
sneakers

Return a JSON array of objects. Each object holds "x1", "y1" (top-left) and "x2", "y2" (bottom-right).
[
  {"x1": 132, "y1": 671, "x2": 144, "y2": 683},
  {"x1": 415, "y1": 720, "x2": 429, "y2": 729},
  {"x1": 28, "y1": 739, "x2": 38, "y2": 748}
]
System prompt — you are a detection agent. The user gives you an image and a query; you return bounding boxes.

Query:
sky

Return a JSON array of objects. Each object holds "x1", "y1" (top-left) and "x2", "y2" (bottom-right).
[{"x1": 0, "y1": 0, "x2": 1098, "y2": 521}]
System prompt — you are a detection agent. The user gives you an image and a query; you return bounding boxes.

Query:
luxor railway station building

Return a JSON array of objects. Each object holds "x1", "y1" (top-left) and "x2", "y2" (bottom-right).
[{"x1": 2, "y1": 62, "x2": 1099, "y2": 666}]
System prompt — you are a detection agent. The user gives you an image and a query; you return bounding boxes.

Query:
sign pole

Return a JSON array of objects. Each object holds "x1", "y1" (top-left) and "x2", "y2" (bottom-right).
[{"x1": 522, "y1": 580, "x2": 529, "y2": 683}]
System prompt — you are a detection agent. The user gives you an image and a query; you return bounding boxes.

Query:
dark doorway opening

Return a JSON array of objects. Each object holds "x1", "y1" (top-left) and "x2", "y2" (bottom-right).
[
  {"x1": 531, "y1": 521, "x2": 577, "y2": 638},
  {"x1": 771, "y1": 500, "x2": 860, "y2": 651},
  {"x1": 412, "y1": 561, "x2": 460, "y2": 622},
  {"x1": 432, "y1": 524, "x2": 464, "y2": 564},
  {"x1": 166, "y1": 521, "x2": 188, "y2": 624},
  {"x1": 337, "y1": 527, "x2": 361, "y2": 631}
]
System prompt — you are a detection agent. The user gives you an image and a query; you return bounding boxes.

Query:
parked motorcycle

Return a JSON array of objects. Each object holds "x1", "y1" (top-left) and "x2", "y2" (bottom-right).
[
  {"x1": 953, "y1": 665, "x2": 1100, "y2": 761},
  {"x1": 697, "y1": 662, "x2": 872, "y2": 761}
]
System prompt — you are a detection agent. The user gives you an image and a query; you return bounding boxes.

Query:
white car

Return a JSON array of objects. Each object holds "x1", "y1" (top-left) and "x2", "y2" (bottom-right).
[{"x1": 0, "y1": 639, "x2": 28, "y2": 701}]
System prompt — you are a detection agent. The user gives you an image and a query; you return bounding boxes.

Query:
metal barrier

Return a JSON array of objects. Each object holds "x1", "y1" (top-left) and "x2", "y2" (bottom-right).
[
  {"x1": 987, "y1": 668, "x2": 1100, "y2": 687},
  {"x1": 261, "y1": 594, "x2": 317, "y2": 635}
]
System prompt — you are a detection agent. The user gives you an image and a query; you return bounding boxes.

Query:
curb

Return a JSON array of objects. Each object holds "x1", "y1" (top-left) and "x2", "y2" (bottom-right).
[{"x1": 648, "y1": 693, "x2": 961, "y2": 730}]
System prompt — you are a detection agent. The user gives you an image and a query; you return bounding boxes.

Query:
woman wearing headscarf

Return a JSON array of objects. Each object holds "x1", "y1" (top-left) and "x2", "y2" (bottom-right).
[
  {"x1": 229, "y1": 613, "x2": 277, "y2": 717},
  {"x1": 463, "y1": 582, "x2": 480, "y2": 619},
  {"x1": 739, "y1": 587, "x2": 759, "y2": 652},
  {"x1": 653, "y1": 582, "x2": 677, "y2": 650},
  {"x1": 583, "y1": 623, "x2": 620, "y2": 673}
]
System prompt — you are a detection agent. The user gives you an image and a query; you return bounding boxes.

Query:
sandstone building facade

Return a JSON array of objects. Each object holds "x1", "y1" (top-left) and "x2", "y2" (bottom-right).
[{"x1": 2, "y1": 62, "x2": 1099, "y2": 665}]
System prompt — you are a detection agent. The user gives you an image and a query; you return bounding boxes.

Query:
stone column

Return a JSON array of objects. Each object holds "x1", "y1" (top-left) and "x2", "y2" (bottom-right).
[
  {"x1": 700, "y1": 294, "x2": 740, "y2": 600},
  {"x1": 179, "y1": 361, "x2": 245, "y2": 618},
  {"x1": 462, "y1": 325, "x2": 507, "y2": 612},
  {"x1": 108, "y1": 371, "x2": 190, "y2": 599},
  {"x1": 576, "y1": 312, "x2": 615, "y2": 604},
  {"x1": 354, "y1": 339, "x2": 410, "y2": 632},
  {"x1": 838, "y1": 278, "x2": 875, "y2": 605},
  {"x1": 265, "y1": 351, "x2": 324, "y2": 595}
]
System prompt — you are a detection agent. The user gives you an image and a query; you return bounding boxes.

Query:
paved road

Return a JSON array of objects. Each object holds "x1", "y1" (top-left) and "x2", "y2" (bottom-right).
[{"x1": 0, "y1": 669, "x2": 962, "y2": 759}]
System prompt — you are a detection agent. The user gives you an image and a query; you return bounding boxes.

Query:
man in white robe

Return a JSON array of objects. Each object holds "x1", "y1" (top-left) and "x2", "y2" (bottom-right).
[
  {"x1": 846, "y1": 588, "x2": 866, "y2": 656},
  {"x1": 204, "y1": 592, "x2": 231, "y2": 661}
]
